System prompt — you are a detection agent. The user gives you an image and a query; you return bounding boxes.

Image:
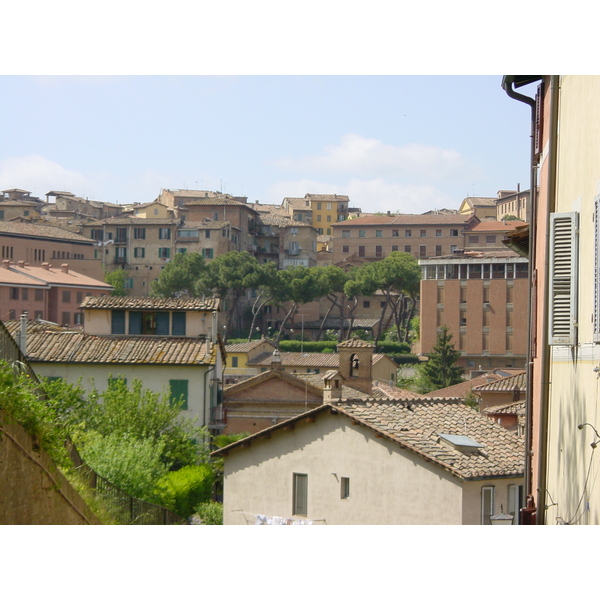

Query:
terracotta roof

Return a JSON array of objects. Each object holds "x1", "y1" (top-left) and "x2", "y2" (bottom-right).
[
  {"x1": 465, "y1": 220, "x2": 527, "y2": 232},
  {"x1": 179, "y1": 220, "x2": 229, "y2": 230},
  {"x1": 338, "y1": 338, "x2": 374, "y2": 348},
  {"x1": 474, "y1": 371, "x2": 527, "y2": 393},
  {"x1": 163, "y1": 190, "x2": 235, "y2": 199},
  {"x1": 80, "y1": 295, "x2": 220, "y2": 311},
  {"x1": 224, "y1": 369, "x2": 325, "y2": 398},
  {"x1": 284, "y1": 198, "x2": 312, "y2": 210},
  {"x1": 331, "y1": 214, "x2": 470, "y2": 226},
  {"x1": 5, "y1": 321, "x2": 216, "y2": 366},
  {"x1": 214, "y1": 398, "x2": 524, "y2": 480},
  {"x1": 257, "y1": 214, "x2": 291, "y2": 227},
  {"x1": 483, "y1": 401, "x2": 526, "y2": 416},
  {"x1": 305, "y1": 194, "x2": 350, "y2": 201},
  {"x1": 225, "y1": 339, "x2": 277, "y2": 353},
  {"x1": 0, "y1": 221, "x2": 95, "y2": 243},
  {"x1": 463, "y1": 197, "x2": 498, "y2": 207},
  {"x1": 422, "y1": 250, "x2": 524, "y2": 261},
  {"x1": 182, "y1": 198, "x2": 257, "y2": 211},
  {"x1": 247, "y1": 351, "x2": 385, "y2": 368},
  {"x1": 83, "y1": 217, "x2": 179, "y2": 226},
  {"x1": 423, "y1": 371, "x2": 523, "y2": 399},
  {"x1": 2, "y1": 263, "x2": 112, "y2": 290}
]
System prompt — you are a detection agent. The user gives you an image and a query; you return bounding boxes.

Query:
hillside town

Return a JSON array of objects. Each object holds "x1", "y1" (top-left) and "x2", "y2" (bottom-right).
[{"x1": 2, "y1": 75, "x2": 600, "y2": 526}]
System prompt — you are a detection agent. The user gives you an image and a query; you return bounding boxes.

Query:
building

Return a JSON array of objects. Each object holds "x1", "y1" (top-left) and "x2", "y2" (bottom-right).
[
  {"x1": 502, "y1": 75, "x2": 600, "y2": 524},
  {"x1": 331, "y1": 213, "x2": 471, "y2": 264},
  {"x1": 496, "y1": 189, "x2": 530, "y2": 222},
  {"x1": 214, "y1": 396, "x2": 524, "y2": 525},
  {"x1": 6, "y1": 295, "x2": 225, "y2": 432},
  {"x1": 458, "y1": 196, "x2": 500, "y2": 219},
  {"x1": 419, "y1": 250, "x2": 529, "y2": 370},
  {"x1": 0, "y1": 260, "x2": 112, "y2": 325},
  {"x1": 0, "y1": 221, "x2": 103, "y2": 280},
  {"x1": 223, "y1": 338, "x2": 277, "y2": 382},
  {"x1": 462, "y1": 219, "x2": 527, "y2": 252}
]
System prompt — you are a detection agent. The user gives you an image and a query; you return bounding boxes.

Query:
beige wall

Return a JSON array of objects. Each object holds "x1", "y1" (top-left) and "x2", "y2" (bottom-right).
[
  {"x1": 222, "y1": 412, "x2": 466, "y2": 525},
  {"x1": 462, "y1": 478, "x2": 524, "y2": 525}
]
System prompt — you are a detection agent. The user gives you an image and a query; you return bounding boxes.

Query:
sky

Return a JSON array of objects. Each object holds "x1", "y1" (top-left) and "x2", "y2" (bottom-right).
[{"x1": 0, "y1": 75, "x2": 536, "y2": 215}]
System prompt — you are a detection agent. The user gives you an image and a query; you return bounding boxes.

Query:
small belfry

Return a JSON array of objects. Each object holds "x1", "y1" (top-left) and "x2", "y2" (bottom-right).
[{"x1": 336, "y1": 338, "x2": 374, "y2": 394}]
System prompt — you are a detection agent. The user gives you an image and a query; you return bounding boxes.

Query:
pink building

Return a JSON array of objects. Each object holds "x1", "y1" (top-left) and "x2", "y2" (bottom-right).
[{"x1": 0, "y1": 260, "x2": 112, "y2": 326}]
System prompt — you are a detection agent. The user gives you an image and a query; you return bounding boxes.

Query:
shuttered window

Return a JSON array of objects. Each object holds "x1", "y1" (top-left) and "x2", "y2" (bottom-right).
[
  {"x1": 169, "y1": 379, "x2": 188, "y2": 410},
  {"x1": 293, "y1": 473, "x2": 308, "y2": 516},
  {"x1": 172, "y1": 312, "x2": 186, "y2": 336},
  {"x1": 481, "y1": 486, "x2": 495, "y2": 525},
  {"x1": 111, "y1": 310, "x2": 125, "y2": 334},
  {"x1": 549, "y1": 212, "x2": 579, "y2": 345}
]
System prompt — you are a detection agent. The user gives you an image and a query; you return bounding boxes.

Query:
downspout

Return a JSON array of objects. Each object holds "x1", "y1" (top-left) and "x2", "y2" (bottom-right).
[{"x1": 501, "y1": 75, "x2": 540, "y2": 522}]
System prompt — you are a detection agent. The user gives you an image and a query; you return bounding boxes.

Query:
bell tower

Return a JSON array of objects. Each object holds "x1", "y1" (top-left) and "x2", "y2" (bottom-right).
[{"x1": 337, "y1": 338, "x2": 374, "y2": 395}]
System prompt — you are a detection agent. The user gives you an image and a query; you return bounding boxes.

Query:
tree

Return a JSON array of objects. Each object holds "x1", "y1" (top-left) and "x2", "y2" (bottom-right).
[
  {"x1": 151, "y1": 252, "x2": 206, "y2": 298},
  {"x1": 105, "y1": 269, "x2": 129, "y2": 297},
  {"x1": 503, "y1": 214, "x2": 519, "y2": 221},
  {"x1": 414, "y1": 326, "x2": 464, "y2": 393}
]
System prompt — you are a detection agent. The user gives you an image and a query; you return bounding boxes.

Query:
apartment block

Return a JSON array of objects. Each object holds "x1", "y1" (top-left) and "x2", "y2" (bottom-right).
[{"x1": 419, "y1": 250, "x2": 529, "y2": 370}]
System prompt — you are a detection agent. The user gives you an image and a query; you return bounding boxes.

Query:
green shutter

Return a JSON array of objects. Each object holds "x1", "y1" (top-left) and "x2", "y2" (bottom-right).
[
  {"x1": 156, "y1": 312, "x2": 170, "y2": 335},
  {"x1": 169, "y1": 379, "x2": 188, "y2": 410},
  {"x1": 129, "y1": 311, "x2": 142, "y2": 334},
  {"x1": 172, "y1": 312, "x2": 186, "y2": 336},
  {"x1": 111, "y1": 310, "x2": 125, "y2": 334}
]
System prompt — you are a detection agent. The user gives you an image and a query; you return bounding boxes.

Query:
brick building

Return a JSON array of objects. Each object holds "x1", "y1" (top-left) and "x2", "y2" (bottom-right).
[{"x1": 419, "y1": 250, "x2": 529, "y2": 370}]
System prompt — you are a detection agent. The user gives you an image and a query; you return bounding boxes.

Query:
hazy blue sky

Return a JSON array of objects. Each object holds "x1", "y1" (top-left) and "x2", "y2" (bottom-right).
[{"x1": 0, "y1": 75, "x2": 536, "y2": 214}]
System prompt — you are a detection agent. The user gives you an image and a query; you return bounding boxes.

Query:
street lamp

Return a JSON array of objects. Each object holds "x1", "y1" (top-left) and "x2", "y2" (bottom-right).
[{"x1": 490, "y1": 505, "x2": 514, "y2": 525}]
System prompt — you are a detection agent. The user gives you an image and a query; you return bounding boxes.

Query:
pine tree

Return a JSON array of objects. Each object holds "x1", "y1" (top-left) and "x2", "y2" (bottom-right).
[{"x1": 415, "y1": 326, "x2": 464, "y2": 393}]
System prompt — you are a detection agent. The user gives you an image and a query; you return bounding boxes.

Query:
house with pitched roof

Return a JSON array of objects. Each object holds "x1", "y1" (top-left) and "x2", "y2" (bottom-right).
[
  {"x1": 224, "y1": 338, "x2": 277, "y2": 382},
  {"x1": 213, "y1": 396, "x2": 525, "y2": 525}
]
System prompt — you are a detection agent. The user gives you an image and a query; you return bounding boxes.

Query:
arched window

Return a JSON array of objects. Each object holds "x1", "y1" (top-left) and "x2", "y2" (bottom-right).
[{"x1": 350, "y1": 353, "x2": 359, "y2": 377}]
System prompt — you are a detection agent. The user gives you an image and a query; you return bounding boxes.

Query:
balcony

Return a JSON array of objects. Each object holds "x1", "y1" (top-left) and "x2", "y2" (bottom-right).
[{"x1": 285, "y1": 246, "x2": 301, "y2": 255}]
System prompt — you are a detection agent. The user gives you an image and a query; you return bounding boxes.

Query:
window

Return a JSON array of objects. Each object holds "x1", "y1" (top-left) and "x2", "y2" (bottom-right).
[
  {"x1": 392, "y1": 229, "x2": 399, "y2": 237},
  {"x1": 469, "y1": 235, "x2": 479, "y2": 244},
  {"x1": 419, "y1": 245, "x2": 427, "y2": 257},
  {"x1": 404, "y1": 245, "x2": 411, "y2": 253},
  {"x1": 134, "y1": 227, "x2": 146, "y2": 239},
  {"x1": 111, "y1": 310, "x2": 126, "y2": 334},
  {"x1": 435, "y1": 229, "x2": 442, "y2": 237},
  {"x1": 116, "y1": 228, "x2": 127, "y2": 242},
  {"x1": 158, "y1": 248, "x2": 170, "y2": 259},
  {"x1": 363, "y1": 301, "x2": 370, "y2": 308},
  {"x1": 327, "y1": 228, "x2": 331, "y2": 235},
  {"x1": 134, "y1": 247, "x2": 145, "y2": 258},
  {"x1": 481, "y1": 486, "x2": 495, "y2": 524},
  {"x1": 404, "y1": 230, "x2": 412, "y2": 237},
  {"x1": 159, "y1": 228, "x2": 171, "y2": 239},
  {"x1": 358, "y1": 246, "x2": 365, "y2": 257},
  {"x1": 380, "y1": 301, "x2": 386, "y2": 308},
  {"x1": 326, "y1": 202, "x2": 332, "y2": 210},
  {"x1": 172, "y1": 312, "x2": 186, "y2": 335},
  {"x1": 450, "y1": 245, "x2": 458, "y2": 253},
  {"x1": 290, "y1": 227, "x2": 298, "y2": 235},
  {"x1": 169, "y1": 380, "x2": 189, "y2": 410},
  {"x1": 326, "y1": 215, "x2": 331, "y2": 222},
  {"x1": 76, "y1": 292, "x2": 83, "y2": 304},
  {"x1": 450, "y1": 229, "x2": 459, "y2": 237},
  {"x1": 435, "y1": 245, "x2": 442, "y2": 256},
  {"x1": 62, "y1": 312, "x2": 70, "y2": 325},
  {"x1": 21, "y1": 288, "x2": 28, "y2": 301},
  {"x1": 486, "y1": 235, "x2": 496, "y2": 244},
  {"x1": 342, "y1": 230, "x2": 350, "y2": 238},
  {"x1": 34, "y1": 310, "x2": 43, "y2": 319},
  {"x1": 91, "y1": 229, "x2": 104, "y2": 241},
  {"x1": 550, "y1": 211, "x2": 579, "y2": 345},
  {"x1": 10, "y1": 288, "x2": 18, "y2": 300},
  {"x1": 35, "y1": 289, "x2": 43, "y2": 302},
  {"x1": 341, "y1": 477, "x2": 350, "y2": 499},
  {"x1": 108, "y1": 376, "x2": 127, "y2": 389},
  {"x1": 177, "y1": 247, "x2": 187, "y2": 254},
  {"x1": 375, "y1": 246, "x2": 383, "y2": 258},
  {"x1": 62, "y1": 290, "x2": 71, "y2": 303},
  {"x1": 293, "y1": 473, "x2": 308, "y2": 516},
  {"x1": 420, "y1": 229, "x2": 426, "y2": 237},
  {"x1": 342, "y1": 245, "x2": 349, "y2": 253},
  {"x1": 74, "y1": 312, "x2": 83, "y2": 325},
  {"x1": 507, "y1": 484, "x2": 524, "y2": 524},
  {"x1": 317, "y1": 214, "x2": 322, "y2": 222},
  {"x1": 317, "y1": 202, "x2": 322, "y2": 210},
  {"x1": 232, "y1": 356, "x2": 239, "y2": 368},
  {"x1": 376, "y1": 230, "x2": 382, "y2": 238},
  {"x1": 359, "y1": 230, "x2": 366, "y2": 238},
  {"x1": 202, "y1": 248, "x2": 214, "y2": 259},
  {"x1": 8, "y1": 309, "x2": 15, "y2": 320},
  {"x1": 205, "y1": 230, "x2": 211, "y2": 239},
  {"x1": 391, "y1": 245, "x2": 398, "y2": 252},
  {"x1": 116, "y1": 247, "x2": 127, "y2": 263},
  {"x1": 124, "y1": 278, "x2": 134, "y2": 289},
  {"x1": 317, "y1": 228, "x2": 324, "y2": 235},
  {"x1": 0, "y1": 210, "x2": 3, "y2": 219}
]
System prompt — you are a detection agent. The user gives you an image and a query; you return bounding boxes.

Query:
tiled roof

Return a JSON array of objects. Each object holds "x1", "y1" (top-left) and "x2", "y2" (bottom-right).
[
  {"x1": 422, "y1": 250, "x2": 524, "y2": 261},
  {"x1": 463, "y1": 197, "x2": 498, "y2": 207},
  {"x1": 483, "y1": 401, "x2": 526, "y2": 416},
  {"x1": 225, "y1": 339, "x2": 277, "y2": 353},
  {"x1": 80, "y1": 295, "x2": 220, "y2": 311},
  {"x1": 465, "y1": 220, "x2": 527, "y2": 232},
  {"x1": 182, "y1": 198, "x2": 257, "y2": 211},
  {"x1": 2, "y1": 263, "x2": 112, "y2": 289},
  {"x1": 338, "y1": 338, "x2": 374, "y2": 348},
  {"x1": 214, "y1": 398, "x2": 524, "y2": 480},
  {"x1": 305, "y1": 193, "x2": 350, "y2": 201},
  {"x1": 474, "y1": 371, "x2": 527, "y2": 393},
  {"x1": 163, "y1": 190, "x2": 235, "y2": 199},
  {"x1": 0, "y1": 221, "x2": 95, "y2": 242},
  {"x1": 83, "y1": 217, "x2": 179, "y2": 226},
  {"x1": 4, "y1": 321, "x2": 216, "y2": 365},
  {"x1": 423, "y1": 372, "x2": 520, "y2": 399},
  {"x1": 284, "y1": 198, "x2": 312, "y2": 210},
  {"x1": 331, "y1": 214, "x2": 470, "y2": 226},
  {"x1": 257, "y1": 214, "x2": 291, "y2": 227},
  {"x1": 247, "y1": 351, "x2": 385, "y2": 368},
  {"x1": 179, "y1": 220, "x2": 229, "y2": 230}
]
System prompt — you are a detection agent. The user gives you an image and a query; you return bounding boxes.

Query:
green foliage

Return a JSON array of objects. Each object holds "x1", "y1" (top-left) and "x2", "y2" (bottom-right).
[
  {"x1": 151, "y1": 252, "x2": 206, "y2": 298},
  {"x1": 278, "y1": 340, "x2": 338, "y2": 353},
  {"x1": 153, "y1": 464, "x2": 215, "y2": 518},
  {"x1": 409, "y1": 316, "x2": 420, "y2": 341},
  {"x1": 414, "y1": 326, "x2": 464, "y2": 393},
  {"x1": 377, "y1": 340, "x2": 412, "y2": 354},
  {"x1": 503, "y1": 214, "x2": 519, "y2": 221},
  {"x1": 75, "y1": 430, "x2": 169, "y2": 500},
  {"x1": 464, "y1": 390, "x2": 480, "y2": 410},
  {"x1": 104, "y1": 269, "x2": 129, "y2": 297},
  {"x1": 81, "y1": 378, "x2": 207, "y2": 468},
  {"x1": 0, "y1": 362, "x2": 71, "y2": 469},
  {"x1": 195, "y1": 501, "x2": 223, "y2": 525},
  {"x1": 387, "y1": 353, "x2": 420, "y2": 366}
]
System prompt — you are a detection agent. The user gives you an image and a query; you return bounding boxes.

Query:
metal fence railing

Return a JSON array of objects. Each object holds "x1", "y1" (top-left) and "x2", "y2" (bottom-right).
[{"x1": 0, "y1": 318, "x2": 187, "y2": 525}]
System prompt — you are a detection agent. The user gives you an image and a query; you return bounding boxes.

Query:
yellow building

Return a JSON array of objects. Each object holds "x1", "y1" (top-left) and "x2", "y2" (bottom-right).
[{"x1": 307, "y1": 193, "x2": 349, "y2": 236}]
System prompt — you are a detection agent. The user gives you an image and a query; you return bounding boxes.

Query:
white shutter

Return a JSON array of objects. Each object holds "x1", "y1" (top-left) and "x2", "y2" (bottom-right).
[{"x1": 549, "y1": 212, "x2": 579, "y2": 345}]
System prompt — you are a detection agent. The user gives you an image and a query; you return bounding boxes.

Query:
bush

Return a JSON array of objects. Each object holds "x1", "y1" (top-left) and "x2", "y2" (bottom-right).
[
  {"x1": 153, "y1": 464, "x2": 215, "y2": 518},
  {"x1": 376, "y1": 341, "x2": 412, "y2": 354},
  {"x1": 279, "y1": 340, "x2": 338, "y2": 353},
  {"x1": 195, "y1": 501, "x2": 223, "y2": 525},
  {"x1": 387, "y1": 353, "x2": 420, "y2": 365}
]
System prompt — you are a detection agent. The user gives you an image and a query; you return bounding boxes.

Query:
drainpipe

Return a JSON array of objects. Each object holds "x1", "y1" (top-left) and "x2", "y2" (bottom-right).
[
  {"x1": 501, "y1": 75, "x2": 540, "y2": 522},
  {"x1": 18, "y1": 311, "x2": 27, "y2": 354}
]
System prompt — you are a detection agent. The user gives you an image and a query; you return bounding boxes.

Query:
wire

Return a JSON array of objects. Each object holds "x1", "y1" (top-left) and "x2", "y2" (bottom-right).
[{"x1": 566, "y1": 446, "x2": 596, "y2": 524}]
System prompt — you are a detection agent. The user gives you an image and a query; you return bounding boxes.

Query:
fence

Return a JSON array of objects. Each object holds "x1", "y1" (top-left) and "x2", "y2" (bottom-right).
[{"x1": 0, "y1": 318, "x2": 187, "y2": 525}]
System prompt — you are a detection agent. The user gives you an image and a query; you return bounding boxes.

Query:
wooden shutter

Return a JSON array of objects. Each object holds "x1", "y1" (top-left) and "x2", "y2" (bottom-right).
[
  {"x1": 172, "y1": 312, "x2": 186, "y2": 336},
  {"x1": 111, "y1": 310, "x2": 125, "y2": 334},
  {"x1": 128, "y1": 311, "x2": 142, "y2": 334},
  {"x1": 156, "y1": 312, "x2": 170, "y2": 335},
  {"x1": 549, "y1": 212, "x2": 579, "y2": 345},
  {"x1": 169, "y1": 379, "x2": 188, "y2": 410}
]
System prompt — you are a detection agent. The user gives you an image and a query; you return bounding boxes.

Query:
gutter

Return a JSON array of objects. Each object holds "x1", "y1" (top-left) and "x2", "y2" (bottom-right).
[{"x1": 501, "y1": 75, "x2": 542, "y2": 523}]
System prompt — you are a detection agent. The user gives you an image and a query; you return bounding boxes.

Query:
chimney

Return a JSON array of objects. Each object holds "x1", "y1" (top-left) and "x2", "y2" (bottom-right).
[
  {"x1": 387, "y1": 211, "x2": 391, "y2": 217},
  {"x1": 61, "y1": 264, "x2": 69, "y2": 273},
  {"x1": 17, "y1": 260, "x2": 24, "y2": 267},
  {"x1": 41, "y1": 262, "x2": 50, "y2": 270},
  {"x1": 1, "y1": 260, "x2": 10, "y2": 269},
  {"x1": 270, "y1": 349, "x2": 284, "y2": 371},
  {"x1": 18, "y1": 312, "x2": 27, "y2": 354}
]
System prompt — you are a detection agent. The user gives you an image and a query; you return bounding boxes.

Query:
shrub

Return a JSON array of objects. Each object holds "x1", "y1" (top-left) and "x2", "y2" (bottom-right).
[
  {"x1": 279, "y1": 340, "x2": 338, "y2": 353},
  {"x1": 195, "y1": 501, "x2": 223, "y2": 525},
  {"x1": 153, "y1": 464, "x2": 215, "y2": 518}
]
